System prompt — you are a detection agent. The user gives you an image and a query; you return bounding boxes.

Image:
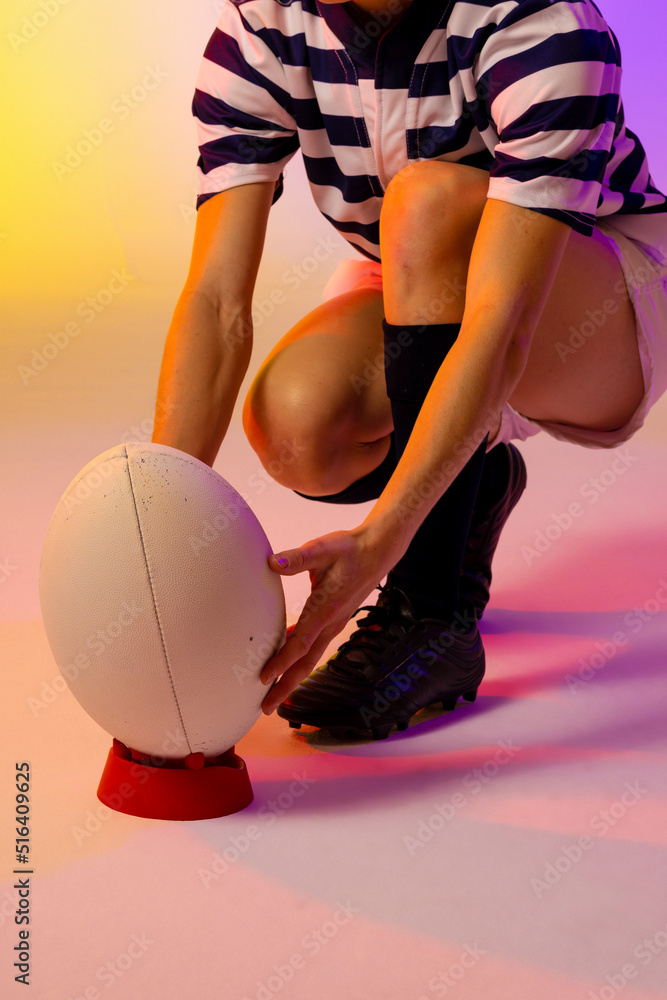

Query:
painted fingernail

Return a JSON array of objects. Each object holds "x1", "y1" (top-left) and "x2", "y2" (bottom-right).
[{"x1": 274, "y1": 556, "x2": 288, "y2": 567}]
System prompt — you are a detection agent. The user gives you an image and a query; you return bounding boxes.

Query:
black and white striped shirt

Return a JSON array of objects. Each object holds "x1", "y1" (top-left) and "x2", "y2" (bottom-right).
[{"x1": 192, "y1": 0, "x2": 667, "y2": 262}]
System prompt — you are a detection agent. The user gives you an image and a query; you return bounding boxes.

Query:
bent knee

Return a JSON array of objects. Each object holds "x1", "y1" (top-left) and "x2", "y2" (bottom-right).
[
  {"x1": 243, "y1": 367, "x2": 394, "y2": 495},
  {"x1": 382, "y1": 160, "x2": 489, "y2": 245},
  {"x1": 242, "y1": 359, "x2": 349, "y2": 493}
]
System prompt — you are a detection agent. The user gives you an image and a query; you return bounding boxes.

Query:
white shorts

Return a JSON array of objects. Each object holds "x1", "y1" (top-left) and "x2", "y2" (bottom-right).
[{"x1": 322, "y1": 219, "x2": 667, "y2": 451}]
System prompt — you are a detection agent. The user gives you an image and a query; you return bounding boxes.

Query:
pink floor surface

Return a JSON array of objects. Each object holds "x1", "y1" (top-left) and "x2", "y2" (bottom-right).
[{"x1": 3, "y1": 278, "x2": 667, "y2": 1000}]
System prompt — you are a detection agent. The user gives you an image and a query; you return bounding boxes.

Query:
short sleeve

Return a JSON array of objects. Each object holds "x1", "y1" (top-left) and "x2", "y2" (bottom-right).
[
  {"x1": 192, "y1": 1, "x2": 300, "y2": 210},
  {"x1": 476, "y1": 0, "x2": 622, "y2": 236}
]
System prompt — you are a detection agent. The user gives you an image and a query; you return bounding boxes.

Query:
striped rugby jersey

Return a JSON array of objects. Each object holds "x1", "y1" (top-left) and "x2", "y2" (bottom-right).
[{"x1": 192, "y1": 0, "x2": 667, "y2": 263}]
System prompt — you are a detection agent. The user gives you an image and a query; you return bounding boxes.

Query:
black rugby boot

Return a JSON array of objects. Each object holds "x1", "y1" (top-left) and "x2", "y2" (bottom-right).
[
  {"x1": 460, "y1": 443, "x2": 527, "y2": 620},
  {"x1": 276, "y1": 582, "x2": 485, "y2": 740}
]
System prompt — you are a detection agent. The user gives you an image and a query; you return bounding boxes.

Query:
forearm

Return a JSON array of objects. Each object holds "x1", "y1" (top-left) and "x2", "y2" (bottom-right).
[
  {"x1": 151, "y1": 289, "x2": 253, "y2": 468},
  {"x1": 356, "y1": 312, "x2": 526, "y2": 562},
  {"x1": 355, "y1": 198, "x2": 572, "y2": 563}
]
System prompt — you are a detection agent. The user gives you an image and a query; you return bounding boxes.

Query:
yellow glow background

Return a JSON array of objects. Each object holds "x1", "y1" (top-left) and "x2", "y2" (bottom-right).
[
  {"x1": 1, "y1": 0, "x2": 222, "y2": 301},
  {"x1": 2, "y1": 0, "x2": 667, "y2": 627},
  {"x1": 2, "y1": 0, "x2": 666, "y2": 301}
]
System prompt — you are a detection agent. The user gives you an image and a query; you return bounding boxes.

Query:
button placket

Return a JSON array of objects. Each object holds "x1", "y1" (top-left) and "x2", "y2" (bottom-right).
[{"x1": 318, "y1": 17, "x2": 383, "y2": 199}]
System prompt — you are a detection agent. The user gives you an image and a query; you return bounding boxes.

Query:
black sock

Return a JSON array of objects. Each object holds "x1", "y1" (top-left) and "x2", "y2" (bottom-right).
[
  {"x1": 474, "y1": 438, "x2": 510, "y2": 510},
  {"x1": 382, "y1": 320, "x2": 488, "y2": 622}
]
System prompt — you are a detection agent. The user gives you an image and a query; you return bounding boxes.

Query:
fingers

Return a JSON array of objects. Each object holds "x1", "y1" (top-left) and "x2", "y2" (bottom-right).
[
  {"x1": 262, "y1": 560, "x2": 350, "y2": 685},
  {"x1": 268, "y1": 545, "x2": 311, "y2": 575},
  {"x1": 260, "y1": 627, "x2": 339, "y2": 714},
  {"x1": 259, "y1": 601, "x2": 332, "y2": 686},
  {"x1": 268, "y1": 533, "x2": 350, "y2": 577},
  {"x1": 259, "y1": 588, "x2": 347, "y2": 707},
  {"x1": 260, "y1": 628, "x2": 314, "y2": 686},
  {"x1": 259, "y1": 530, "x2": 374, "y2": 714}
]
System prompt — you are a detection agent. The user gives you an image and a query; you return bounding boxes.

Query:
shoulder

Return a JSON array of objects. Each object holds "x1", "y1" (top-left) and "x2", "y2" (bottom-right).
[
  {"x1": 225, "y1": 0, "x2": 309, "y2": 29},
  {"x1": 485, "y1": 0, "x2": 613, "y2": 33},
  {"x1": 228, "y1": 0, "x2": 304, "y2": 10},
  {"x1": 217, "y1": 0, "x2": 311, "y2": 46},
  {"x1": 469, "y1": 0, "x2": 619, "y2": 67}
]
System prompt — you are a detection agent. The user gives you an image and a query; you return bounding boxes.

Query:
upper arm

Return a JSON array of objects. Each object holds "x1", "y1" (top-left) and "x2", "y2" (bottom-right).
[
  {"x1": 182, "y1": 180, "x2": 276, "y2": 319},
  {"x1": 477, "y1": 2, "x2": 622, "y2": 237},
  {"x1": 184, "y1": 4, "x2": 300, "y2": 317},
  {"x1": 463, "y1": 197, "x2": 572, "y2": 357}
]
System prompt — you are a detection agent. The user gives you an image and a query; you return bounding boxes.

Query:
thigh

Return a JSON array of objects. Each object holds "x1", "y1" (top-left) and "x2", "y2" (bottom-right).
[
  {"x1": 509, "y1": 224, "x2": 645, "y2": 431},
  {"x1": 241, "y1": 287, "x2": 393, "y2": 489}
]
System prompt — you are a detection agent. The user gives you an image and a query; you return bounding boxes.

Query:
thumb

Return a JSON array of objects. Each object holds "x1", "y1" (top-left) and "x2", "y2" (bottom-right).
[
  {"x1": 268, "y1": 549, "x2": 306, "y2": 575},
  {"x1": 268, "y1": 539, "x2": 328, "y2": 575},
  {"x1": 268, "y1": 552, "x2": 289, "y2": 571}
]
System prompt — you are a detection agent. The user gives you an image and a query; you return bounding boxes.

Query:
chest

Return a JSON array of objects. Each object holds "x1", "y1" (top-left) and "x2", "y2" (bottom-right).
[
  {"x1": 285, "y1": 4, "x2": 498, "y2": 188},
  {"x1": 283, "y1": 26, "x2": 495, "y2": 189}
]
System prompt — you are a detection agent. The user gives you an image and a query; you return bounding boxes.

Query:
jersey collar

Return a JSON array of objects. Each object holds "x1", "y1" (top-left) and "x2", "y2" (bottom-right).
[{"x1": 315, "y1": 1, "x2": 453, "y2": 72}]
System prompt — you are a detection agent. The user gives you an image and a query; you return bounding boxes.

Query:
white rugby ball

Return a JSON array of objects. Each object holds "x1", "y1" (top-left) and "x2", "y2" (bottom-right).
[{"x1": 38, "y1": 442, "x2": 286, "y2": 758}]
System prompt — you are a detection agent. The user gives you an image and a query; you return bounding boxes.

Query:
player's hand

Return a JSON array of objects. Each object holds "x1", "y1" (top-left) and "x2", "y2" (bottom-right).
[{"x1": 259, "y1": 526, "x2": 404, "y2": 714}]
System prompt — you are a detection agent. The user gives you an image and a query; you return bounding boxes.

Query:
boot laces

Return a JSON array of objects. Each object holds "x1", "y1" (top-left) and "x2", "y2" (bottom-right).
[{"x1": 330, "y1": 584, "x2": 414, "y2": 676}]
